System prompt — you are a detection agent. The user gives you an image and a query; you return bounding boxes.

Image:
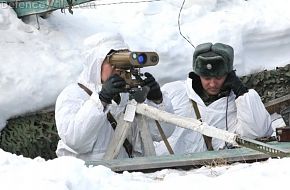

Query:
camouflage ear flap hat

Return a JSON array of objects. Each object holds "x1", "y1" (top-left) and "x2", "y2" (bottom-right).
[{"x1": 192, "y1": 42, "x2": 234, "y2": 77}]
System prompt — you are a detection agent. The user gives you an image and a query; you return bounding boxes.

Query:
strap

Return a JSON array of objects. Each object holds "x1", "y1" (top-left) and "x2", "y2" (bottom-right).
[
  {"x1": 191, "y1": 100, "x2": 214, "y2": 151},
  {"x1": 77, "y1": 83, "x2": 133, "y2": 157},
  {"x1": 155, "y1": 120, "x2": 174, "y2": 154},
  {"x1": 78, "y1": 83, "x2": 92, "y2": 96}
]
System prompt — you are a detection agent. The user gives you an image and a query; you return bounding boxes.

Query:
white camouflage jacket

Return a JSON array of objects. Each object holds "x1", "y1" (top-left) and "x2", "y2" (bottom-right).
[
  {"x1": 155, "y1": 77, "x2": 273, "y2": 155},
  {"x1": 55, "y1": 32, "x2": 174, "y2": 160}
]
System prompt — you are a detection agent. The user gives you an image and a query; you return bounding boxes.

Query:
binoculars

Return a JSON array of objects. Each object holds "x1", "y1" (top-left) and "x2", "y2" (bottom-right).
[
  {"x1": 107, "y1": 51, "x2": 159, "y2": 103},
  {"x1": 108, "y1": 51, "x2": 159, "y2": 69}
]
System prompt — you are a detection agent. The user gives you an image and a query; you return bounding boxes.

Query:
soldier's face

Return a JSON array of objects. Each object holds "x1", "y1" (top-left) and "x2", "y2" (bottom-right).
[
  {"x1": 101, "y1": 61, "x2": 116, "y2": 83},
  {"x1": 200, "y1": 75, "x2": 226, "y2": 95}
]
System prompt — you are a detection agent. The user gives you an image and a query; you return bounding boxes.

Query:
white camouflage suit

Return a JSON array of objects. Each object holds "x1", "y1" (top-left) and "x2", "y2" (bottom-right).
[
  {"x1": 155, "y1": 77, "x2": 273, "y2": 155},
  {"x1": 55, "y1": 32, "x2": 174, "y2": 160}
]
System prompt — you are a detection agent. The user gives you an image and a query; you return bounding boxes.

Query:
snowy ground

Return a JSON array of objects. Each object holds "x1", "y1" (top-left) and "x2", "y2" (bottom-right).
[
  {"x1": 1, "y1": 0, "x2": 290, "y2": 188},
  {"x1": 1, "y1": 149, "x2": 290, "y2": 190}
]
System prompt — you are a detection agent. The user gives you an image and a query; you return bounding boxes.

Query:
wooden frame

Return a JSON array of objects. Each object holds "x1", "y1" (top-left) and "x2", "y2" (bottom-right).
[{"x1": 86, "y1": 141, "x2": 290, "y2": 172}]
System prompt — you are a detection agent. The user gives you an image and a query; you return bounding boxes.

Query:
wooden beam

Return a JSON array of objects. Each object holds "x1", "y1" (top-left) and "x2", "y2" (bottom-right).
[
  {"x1": 103, "y1": 118, "x2": 131, "y2": 160},
  {"x1": 135, "y1": 103, "x2": 238, "y2": 145},
  {"x1": 137, "y1": 115, "x2": 156, "y2": 157},
  {"x1": 264, "y1": 94, "x2": 290, "y2": 114},
  {"x1": 86, "y1": 141, "x2": 290, "y2": 172}
]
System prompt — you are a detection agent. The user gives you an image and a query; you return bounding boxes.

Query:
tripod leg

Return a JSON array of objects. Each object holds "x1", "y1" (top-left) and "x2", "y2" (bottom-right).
[
  {"x1": 103, "y1": 119, "x2": 132, "y2": 160},
  {"x1": 137, "y1": 114, "x2": 156, "y2": 156}
]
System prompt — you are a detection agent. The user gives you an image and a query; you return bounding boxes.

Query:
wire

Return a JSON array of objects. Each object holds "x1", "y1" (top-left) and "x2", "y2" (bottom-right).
[
  {"x1": 18, "y1": 0, "x2": 197, "y2": 49},
  {"x1": 178, "y1": 0, "x2": 195, "y2": 48}
]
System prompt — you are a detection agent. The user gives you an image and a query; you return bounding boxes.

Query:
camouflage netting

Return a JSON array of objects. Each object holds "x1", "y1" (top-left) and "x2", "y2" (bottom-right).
[
  {"x1": 0, "y1": 111, "x2": 58, "y2": 160},
  {"x1": 241, "y1": 64, "x2": 290, "y2": 103},
  {"x1": 0, "y1": 64, "x2": 289, "y2": 160}
]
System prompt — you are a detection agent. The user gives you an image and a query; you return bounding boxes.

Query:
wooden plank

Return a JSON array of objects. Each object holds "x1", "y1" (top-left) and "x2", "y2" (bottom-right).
[
  {"x1": 264, "y1": 94, "x2": 290, "y2": 114},
  {"x1": 135, "y1": 103, "x2": 238, "y2": 145},
  {"x1": 137, "y1": 115, "x2": 156, "y2": 157},
  {"x1": 86, "y1": 141, "x2": 290, "y2": 172},
  {"x1": 103, "y1": 119, "x2": 131, "y2": 160}
]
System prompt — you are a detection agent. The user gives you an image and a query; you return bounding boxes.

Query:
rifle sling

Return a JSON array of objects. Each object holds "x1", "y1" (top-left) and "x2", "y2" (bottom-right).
[
  {"x1": 77, "y1": 83, "x2": 133, "y2": 158},
  {"x1": 191, "y1": 100, "x2": 214, "y2": 151}
]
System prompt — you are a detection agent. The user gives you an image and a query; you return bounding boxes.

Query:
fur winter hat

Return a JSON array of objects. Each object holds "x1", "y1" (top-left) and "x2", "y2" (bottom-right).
[{"x1": 192, "y1": 42, "x2": 234, "y2": 77}]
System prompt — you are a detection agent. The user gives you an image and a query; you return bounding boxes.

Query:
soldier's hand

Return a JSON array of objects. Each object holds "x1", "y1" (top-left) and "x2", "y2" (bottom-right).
[
  {"x1": 223, "y1": 71, "x2": 248, "y2": 98},
  {"x1": 143, "y1": 72, "x2": 162, "y2": 103},
  {"x1": 99, "y1": 74, "x2": 126, "y2": 104}
]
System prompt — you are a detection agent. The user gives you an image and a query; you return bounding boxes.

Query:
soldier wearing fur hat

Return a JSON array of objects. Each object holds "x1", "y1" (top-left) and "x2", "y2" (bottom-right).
[{"x1": 155, "y1": 42, "x2": 273, "y2": 155}]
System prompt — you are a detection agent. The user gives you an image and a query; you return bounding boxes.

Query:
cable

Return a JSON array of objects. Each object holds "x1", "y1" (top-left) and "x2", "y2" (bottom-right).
[{"x1": 178, "y1": 0, "x2": 195, "y2": 48}]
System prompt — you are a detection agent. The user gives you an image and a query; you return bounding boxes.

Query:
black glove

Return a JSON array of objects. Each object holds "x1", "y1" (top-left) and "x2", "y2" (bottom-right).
[
  {"x1": 99, "y1": 74, "x2": 126, "y2": 104},
  {"x1": 223, "y1": 71, "x2": 248, "y2": 98},
  {"x1": 143, "y1": 72, "x2": 162, "y2": 102}
]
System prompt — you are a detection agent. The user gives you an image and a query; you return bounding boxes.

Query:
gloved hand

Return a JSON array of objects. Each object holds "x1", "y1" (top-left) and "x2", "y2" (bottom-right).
[
  {"x1": 99, "y1": 74, "x2": 126, "y2": 104},
  {"x1": 223, "y1": 71, "x2": 248, "y2": 98},
  {"x1": 143, "y1": 72, "x2": 162, "y2": 102}
]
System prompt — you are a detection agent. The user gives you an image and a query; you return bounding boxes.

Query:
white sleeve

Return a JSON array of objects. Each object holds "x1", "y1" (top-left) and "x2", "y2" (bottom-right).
[
  {"x1": 55, "y1": 85, "x2": 109, "y2": 154},
  {"x1": 234, "y1": 89, "x2": 273, "y2": 138},
  {"x1": 144, "y1": 91, "x2": 175, "y2": 142}
]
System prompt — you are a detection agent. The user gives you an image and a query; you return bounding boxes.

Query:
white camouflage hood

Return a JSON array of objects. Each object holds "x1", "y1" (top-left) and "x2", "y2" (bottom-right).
[{"x1": 78, "y1": 32, "x2": 129, "y2": 91}]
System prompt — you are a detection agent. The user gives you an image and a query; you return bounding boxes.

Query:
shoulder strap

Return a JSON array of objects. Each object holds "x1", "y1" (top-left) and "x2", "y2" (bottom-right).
[
  {"x1": 155, "y1": 120, "x2": 174, "y2": 154},
  {"x1": 77, "y1": 83, "x2": 133, "y2": 157},
  {"x1": 191, "y1": 100, "x2": 214, "y2": 151},
  {"x1": 191, "y1": 100, "x2": 201, "y2": 119},
  {"x1": 78, "y1": 83, "x2": 92, "y2": 96}
]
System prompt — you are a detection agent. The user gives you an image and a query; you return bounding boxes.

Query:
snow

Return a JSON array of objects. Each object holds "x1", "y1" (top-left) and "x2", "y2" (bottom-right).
[
  {"x1": 0, "y1": 0, "x2": 290, "y2": 188},
  {"x1": 1, "y1": 149, "x2": 290, "y2": 190}
]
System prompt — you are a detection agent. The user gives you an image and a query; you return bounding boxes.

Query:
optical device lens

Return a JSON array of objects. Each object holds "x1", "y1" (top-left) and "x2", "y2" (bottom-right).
[
  {"x1": 150, "y1": 55, "x2": 158, "y2": 63},
  {"x1": 137, "y1": 53, "x2": 147, "y2": 64}
]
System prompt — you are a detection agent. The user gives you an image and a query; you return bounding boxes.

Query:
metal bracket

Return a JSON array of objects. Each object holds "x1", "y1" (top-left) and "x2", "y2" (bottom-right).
[{"x1": 236, "y1": 136, "x2": 290, "y2": 158}]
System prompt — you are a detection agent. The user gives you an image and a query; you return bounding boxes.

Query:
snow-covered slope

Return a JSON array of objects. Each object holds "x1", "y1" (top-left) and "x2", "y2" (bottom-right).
[{"x1": 1, "y1": 0, "x2": 290, "y2": 129}]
